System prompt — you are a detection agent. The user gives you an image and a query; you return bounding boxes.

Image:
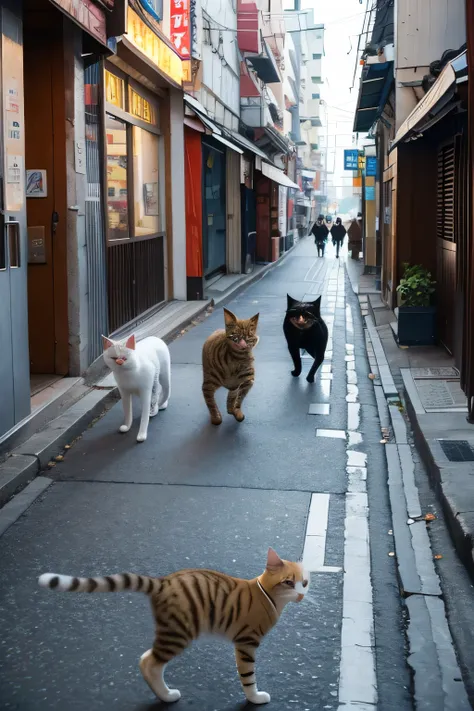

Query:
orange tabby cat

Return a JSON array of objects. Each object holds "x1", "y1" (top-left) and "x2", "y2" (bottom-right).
[
  {"x1": 202, "y1": 307, "x2": 259, "y2": 425},
  {"x1": 39, "y1": 548, "x2": 309, "y2": 705}
]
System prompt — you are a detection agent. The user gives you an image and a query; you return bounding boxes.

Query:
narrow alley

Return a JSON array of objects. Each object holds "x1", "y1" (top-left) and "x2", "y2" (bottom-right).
[{"x1": 0, "y1": 241, "x2": 414, "y2": 711}]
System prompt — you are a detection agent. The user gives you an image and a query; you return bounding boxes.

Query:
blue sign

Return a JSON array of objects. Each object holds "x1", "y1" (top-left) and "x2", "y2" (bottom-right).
[
  {"x1": 344, "y1": 149, "x2": 359, "y2": 171},
  {"x1": 366, "y1": 156, "x2": 377, "y2": 176},
  {"x1": 365, "y1": 186, "x2": 375, "y2": 201}
]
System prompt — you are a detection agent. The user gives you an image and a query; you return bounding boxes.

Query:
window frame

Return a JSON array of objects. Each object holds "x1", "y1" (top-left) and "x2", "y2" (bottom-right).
[{"x1": 103, "y1": 63, "x2": 164, "y2": 245}]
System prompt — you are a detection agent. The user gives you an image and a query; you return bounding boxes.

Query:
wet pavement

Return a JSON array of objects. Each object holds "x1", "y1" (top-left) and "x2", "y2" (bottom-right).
[{"x1": 0, "y1": 238, "x2": 412, "y2": 710}]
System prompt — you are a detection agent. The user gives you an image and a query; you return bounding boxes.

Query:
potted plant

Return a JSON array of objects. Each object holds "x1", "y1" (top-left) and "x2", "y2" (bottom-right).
[{"x1": 396, "y1": 263, "x2": 436, "y2": 346}]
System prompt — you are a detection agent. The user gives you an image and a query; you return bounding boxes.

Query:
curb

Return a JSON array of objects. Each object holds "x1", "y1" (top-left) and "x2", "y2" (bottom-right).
[
  {"x1": 403, "y1": 389, "x2": 474, "y2": 581},
  {"x1": 0, "y1": 238, "x2": 302, "y2": 511}
]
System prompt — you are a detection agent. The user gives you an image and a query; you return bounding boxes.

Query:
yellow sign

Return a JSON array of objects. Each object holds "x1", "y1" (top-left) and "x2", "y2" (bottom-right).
[{"x1": 127, "y1": 8, "x2": 190, "y2": 86}]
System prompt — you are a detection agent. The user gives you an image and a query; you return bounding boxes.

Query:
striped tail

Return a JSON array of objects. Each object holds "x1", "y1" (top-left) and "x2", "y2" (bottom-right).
[{"x1": 38, "y1": 572, "x2": 160, "y2": 594}]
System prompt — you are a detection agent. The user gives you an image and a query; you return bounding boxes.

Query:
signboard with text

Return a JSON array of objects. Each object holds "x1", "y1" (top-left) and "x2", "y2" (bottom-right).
[
  {"x1": 366, "y1": 156, "x2": 377, "y2": 176},
  {"x1": 170, "y1": 0, "x2": 191, "y2": 58},
  {"x1": 344, "y1": 149, "x2": 358, "y2": 170},
  {"x1": 365, "y1": 186, "x2": 375, "y2": 201}
]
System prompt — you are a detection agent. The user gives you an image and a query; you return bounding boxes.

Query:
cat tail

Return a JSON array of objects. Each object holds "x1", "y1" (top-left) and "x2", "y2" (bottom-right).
[
  {"x1": 158, "y1": 346, "x2": 171, "y2": 407},
  {"x1": 38, "y1": 572, "x2": 161, "y2": 595}
]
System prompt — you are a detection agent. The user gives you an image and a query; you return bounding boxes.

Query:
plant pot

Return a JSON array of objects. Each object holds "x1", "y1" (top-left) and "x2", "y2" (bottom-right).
[{"x1": 398, "y1": 306, "x2": 436, "y2": 346}]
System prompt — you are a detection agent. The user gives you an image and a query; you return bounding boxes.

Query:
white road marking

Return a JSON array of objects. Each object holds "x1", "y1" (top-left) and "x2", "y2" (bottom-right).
[{"x1": 302, "y1": 493, "x2": 342, "y2": 573}]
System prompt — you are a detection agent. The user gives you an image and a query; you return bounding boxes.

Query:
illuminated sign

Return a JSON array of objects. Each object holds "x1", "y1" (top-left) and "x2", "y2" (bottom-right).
[
  {"x1": 170, "y1": 0, "x2": 191, "y2": 58},
  {"x1": 344, "y1": 149, "x2": 358, "y2": 170},
  {"x1": 127, "y1": 7, "x2": 191, "y2": 85}
]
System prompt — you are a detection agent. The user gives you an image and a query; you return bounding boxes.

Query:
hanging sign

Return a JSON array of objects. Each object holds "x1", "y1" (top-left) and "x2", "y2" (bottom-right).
[
  {"x1": 344, "y1": 149, "x2": 358, "y2": 170},
  {"x1": 366, "y1": 156, "x2": 377, "y2": 176},
  {"x1": 170, "y1": 0, "x2": 191, "y2": 58}
]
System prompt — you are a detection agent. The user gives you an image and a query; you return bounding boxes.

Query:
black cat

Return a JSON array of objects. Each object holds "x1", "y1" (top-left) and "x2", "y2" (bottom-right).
[{"x1": 283, "y1": 294, "x2": 329, "y2": 383}]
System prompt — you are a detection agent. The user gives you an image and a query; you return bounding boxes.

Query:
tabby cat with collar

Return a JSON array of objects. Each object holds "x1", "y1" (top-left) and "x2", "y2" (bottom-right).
[
  {"x1": 39, "y1": 548, "x2": 309, "y2": 705},
  {"x1": 283, "y1": 294, "x2": 328, "y2": 383},
  {"x1": 202, "y1": 307, "x2": 259, "y2": 425}
]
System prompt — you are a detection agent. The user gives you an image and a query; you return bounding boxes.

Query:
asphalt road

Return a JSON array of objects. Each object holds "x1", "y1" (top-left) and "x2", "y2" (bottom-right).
[{"x1": 0, "y1": 238, "x2": 412, "y2": 711}]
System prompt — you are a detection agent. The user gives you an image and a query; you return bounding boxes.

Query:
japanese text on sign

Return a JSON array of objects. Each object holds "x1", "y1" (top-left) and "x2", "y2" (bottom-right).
[
  {"x1": 170, "y1": 0, "x2": 190, "y2": 58},
  {"x1": 344, "y1": 149, "x2": 358, "y2": 171},
  {"x1": 366, "y1": 156, "x2": 377, "y2": 176}
]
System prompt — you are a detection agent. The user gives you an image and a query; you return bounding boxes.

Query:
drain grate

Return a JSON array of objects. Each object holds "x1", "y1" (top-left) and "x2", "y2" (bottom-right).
[{"x1": 439, "y1": 440, "x2": 474, "y2": 463}]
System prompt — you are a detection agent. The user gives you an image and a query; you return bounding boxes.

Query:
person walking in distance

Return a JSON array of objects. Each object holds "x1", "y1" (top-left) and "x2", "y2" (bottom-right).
[
  {"x1": 311, "y1": 215, "x2": 329, "y2": 257},
  {"x1": 331, "y1": 217, "x2": 347, "y2": 258}
]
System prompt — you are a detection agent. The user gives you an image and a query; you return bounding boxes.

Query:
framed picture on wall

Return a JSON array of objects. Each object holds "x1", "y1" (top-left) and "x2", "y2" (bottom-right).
[
  {"x1": 26, "y1": 169, "x2": 47, "y2": 198},
  {"x1": 143, "y1": 182, "x2": 159, "y2": 216}
]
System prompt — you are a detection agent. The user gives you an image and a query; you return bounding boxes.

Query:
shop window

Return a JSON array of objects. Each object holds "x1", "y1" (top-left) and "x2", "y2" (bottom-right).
[
  {"x1": 106, "y1": 115, "x2": 129, "y2": 240},
  {"x1": 105, "y1": 70, "x2": 125, "y2": 109},
  {"x1": 133, "y1": 126, "x2": 160, "y2": 237},
  {"x1": 104, "y1": 65, "x2": 163, "y2": 243}
]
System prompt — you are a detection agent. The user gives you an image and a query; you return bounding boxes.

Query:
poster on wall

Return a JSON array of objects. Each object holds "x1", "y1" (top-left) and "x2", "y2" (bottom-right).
[
  {"x1": 26, "y1": 170, "x2": 47, "y2": 198},
  {"x1": 278, "y1": 186, "x2": 287, "y2": 236},
  {"x1": 144, "y1": 182, "x2": 159, "y2": 216},
  {"x1": 2, "y1": 15, "x2": 25, "y2": 213},
  {"x1": 170, "y1": 0, "x2": 191, "y2": 58}
]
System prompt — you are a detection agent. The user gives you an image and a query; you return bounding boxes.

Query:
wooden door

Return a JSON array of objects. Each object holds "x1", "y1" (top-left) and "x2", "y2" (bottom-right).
[
  {"x1": 23, "y1": 13, "x2": 68, "y2": 374},
  {"x1": 436, "y1": 142, "x2": 457, "y2": 354}
]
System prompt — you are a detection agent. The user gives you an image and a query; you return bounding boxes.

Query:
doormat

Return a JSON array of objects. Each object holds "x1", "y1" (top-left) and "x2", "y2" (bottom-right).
[
  {"x1": 413, "y1": 378, "x2": 468, "y2": 412},
  {"x1": 439, "y1": 439, "x2": 474, "y2": 463},
  {"x1": 410, "y1": 367, "x2": 460, "y2": 379}
]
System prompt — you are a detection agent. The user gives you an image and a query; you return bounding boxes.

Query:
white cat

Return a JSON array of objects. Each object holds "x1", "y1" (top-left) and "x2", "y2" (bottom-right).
[{"x1": 102, "y1": 334, "x2": 171, "y2": 443}]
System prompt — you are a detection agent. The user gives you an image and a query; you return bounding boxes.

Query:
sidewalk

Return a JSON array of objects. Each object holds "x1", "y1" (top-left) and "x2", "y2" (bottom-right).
[
  {"x1": 0, "y1": 243, "x2": 299, "y2": 509},
  {"x1": 347, "y1": 260, "x2": 474, "y2": 579}
]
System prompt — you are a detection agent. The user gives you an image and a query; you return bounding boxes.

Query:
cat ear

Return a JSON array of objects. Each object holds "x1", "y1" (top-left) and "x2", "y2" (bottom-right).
[
  {"x1": 266, "y1": 547, "x2": 284, "y2": 571},
  {"x1": 125, "y1": 334, "x2": 136, "y2": 350},
  {"x1": 287, "y1": 294, "x2": 297, "y2": 310},
  {"x1": 102, "y1": 335, "x2": 114, "y2": 351},
  {"x1": 223, "y1": 308, "x2": 237, "y2": 326},
  {"x1": 249, "y1": 313, "x2": 259, "y2": 328},
  {"x1": 311, "y1": 296, "x2": 322, "y2": 314}
]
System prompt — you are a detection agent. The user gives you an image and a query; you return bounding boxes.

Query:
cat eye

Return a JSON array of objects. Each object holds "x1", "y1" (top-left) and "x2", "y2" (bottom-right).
[{"x1": 284, "y1": 580, "x2": 295, "y2": 587}]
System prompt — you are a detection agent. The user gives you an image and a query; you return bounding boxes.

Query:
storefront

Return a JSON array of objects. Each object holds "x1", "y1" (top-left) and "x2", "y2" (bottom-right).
[
  {"x1": 255, "y1": 161, "x2": 299, "y2": 263},
  {"x1": 0, "y1": 0, "x2": 112, "y2": 442},
  {"x1": 102, "y1": 3, "x2": 189, "y2": 334}
]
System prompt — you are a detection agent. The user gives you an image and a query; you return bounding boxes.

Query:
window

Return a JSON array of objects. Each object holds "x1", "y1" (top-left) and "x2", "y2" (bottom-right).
[
  {"x1": 106, "y1": 115, "x2": 129, "y2": 240},
  {"x1": 312, "y1": 93, "x2": 320, "y2": 99},
  {"x1": 312, "y1": 53, "x2": 322, "y2": 60},
  {"x1": 311, "y1": 143, "x2": 318, "y2": 150},
  {"x1": 104, "y1": 66, "x2": 162, "y2": 242},
  {"x1": 312, "y1": 76, "x2": 322, "y2": 84}
]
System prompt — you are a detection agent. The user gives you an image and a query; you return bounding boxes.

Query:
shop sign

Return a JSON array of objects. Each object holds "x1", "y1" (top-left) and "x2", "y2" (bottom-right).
[
  {"x1": 278, "y1": 186, "x2": 287, "y2": 236},
  {"x1": 127, "y1": 7, "x2": 189, "y2": 86},
  {"x1": 170, "y1": 0, "x2": 191, "y2": 58},
  {"x1": 50, "y1": 0, "x2": 107, "y2": 45},
  {"x1": 366, "y1": 156, "x2": 377, "y2": 176},
  {"x1": 344, "y1": 149, "x2": 358, "y2": 170},
  {"x1": 365, "y1": 186, "x2": 375, "y2": 201}
]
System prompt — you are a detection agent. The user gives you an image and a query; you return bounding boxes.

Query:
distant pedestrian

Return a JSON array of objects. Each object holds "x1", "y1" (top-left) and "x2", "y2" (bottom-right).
[
  {"x1": 311, "y1": 216, "x2": 329, "y2": 257},
  {"x1": 330, "y1": 217, "x2": 347, "y2": 258},
  {"x1": 348, "y1": 214, "x2": 363, "y2": 260}
]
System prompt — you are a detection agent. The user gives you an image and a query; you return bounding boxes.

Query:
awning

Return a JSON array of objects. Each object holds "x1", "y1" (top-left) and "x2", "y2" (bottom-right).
[
  {"x1": 391, "y1": 50, "x2": 467, "y2": 150},
  {"x1": 223, "y1": 129, "x2": 271, "y2": 161},
  {"x1": 261, "y1": 162, "x2": 300, "y2": 190},
  {"x1": 183, "y1": 95, "x2": 242, "y2": 153},
  {"x1": 353, "y1": 60, "x2": 393, "y2": 133}
]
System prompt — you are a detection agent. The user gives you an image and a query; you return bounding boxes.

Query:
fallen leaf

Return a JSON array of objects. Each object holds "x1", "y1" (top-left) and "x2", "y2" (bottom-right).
[
  {"x1": 434, "y1": 554, "x2": 443, "y2": 560},
  {"x1": 380, "y1": 439, "x2": 387, "y2": 444},
  {"x1": 399, "y1": 345, "x2": 409, "y2": 349},
  {"x1": 368, "y1": 373, "x2": 376, "y2": 380},
  {"x1": 64, "y1": 444, "x2": 71, "y2": 450},
  {"x1": 47, "y1": 461, "x2": 56, "y2": 468},
  {"x1": 425, "y1": 513, "x2": 436, "y2": 521},
  {"x1": 388, "y1": 530, "x2": 393, "y2": 535},
  {"x1": 54, "y1": 455, "x2": 64, "y2": 462},
  {"x1": 388, "y1": 552, "x2": 395, "y2": 557},
  {"x1": 407, "y1": 518, "x2": 415, "y2": 525}
]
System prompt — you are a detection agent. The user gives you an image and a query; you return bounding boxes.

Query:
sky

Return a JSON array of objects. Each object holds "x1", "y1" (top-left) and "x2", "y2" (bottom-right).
[{"x1": 302, "y1": 0, "x2": 369, "y2": 202}]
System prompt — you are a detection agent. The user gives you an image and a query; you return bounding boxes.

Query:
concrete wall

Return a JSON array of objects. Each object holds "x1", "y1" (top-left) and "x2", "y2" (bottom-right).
[
  {"x1": 65, "y1": 22, "x2": 89, "y2": 375},
  {"x1": 395, "y1": 0, "x2": 466, "y2": 128},
  {"x1": 199, "y1": 0, "x2": 240, "y2": 129}
]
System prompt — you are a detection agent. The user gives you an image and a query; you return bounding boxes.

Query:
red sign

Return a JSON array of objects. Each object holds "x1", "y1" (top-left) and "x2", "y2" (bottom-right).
[{"x1": 170, "y1": 0, "x2": 190, "y2": 58}]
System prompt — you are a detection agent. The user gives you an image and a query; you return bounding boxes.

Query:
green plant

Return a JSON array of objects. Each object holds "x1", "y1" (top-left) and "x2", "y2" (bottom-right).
[{"x1": 396, "y1": 264, "x2": 436, "y2": 307}]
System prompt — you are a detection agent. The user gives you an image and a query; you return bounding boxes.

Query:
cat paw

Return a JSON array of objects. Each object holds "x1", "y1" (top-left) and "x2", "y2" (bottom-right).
[
  {"x1": 211, "y1": 415, "x2": 222, "y2": 426},
  {"x1": 291, "y1": 369, "x2": 301, "y2": 377},
  {"x1": 306, "y1": 374, "x2": 315, "y2": 384},
  {"x1": 158, "y1": 689, "x2": 181, "y2": 703},
  {"x1": 136, "y1": 432, "x2": 147, "y2": 442},
  {"x1": 245, "y1": 690, "x2": 271, "y2": 705},
  {"x1": 119, "y1": 425, "x2": 131, "y2": 433},
  {"x1": 159, "y1": 400, "x2": 169, "y2": 411},
  {"x1": 150, "y1": 406, "x2": 159, "y2": 417},
  {"x1": 233, "y1": 410, "x2": 245, "y2": 422}
]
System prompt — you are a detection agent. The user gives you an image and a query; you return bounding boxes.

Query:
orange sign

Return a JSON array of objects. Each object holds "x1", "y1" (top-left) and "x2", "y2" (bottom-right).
[{"x1": 170, "y1": 0, "x2": 191, "y2": 58}]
